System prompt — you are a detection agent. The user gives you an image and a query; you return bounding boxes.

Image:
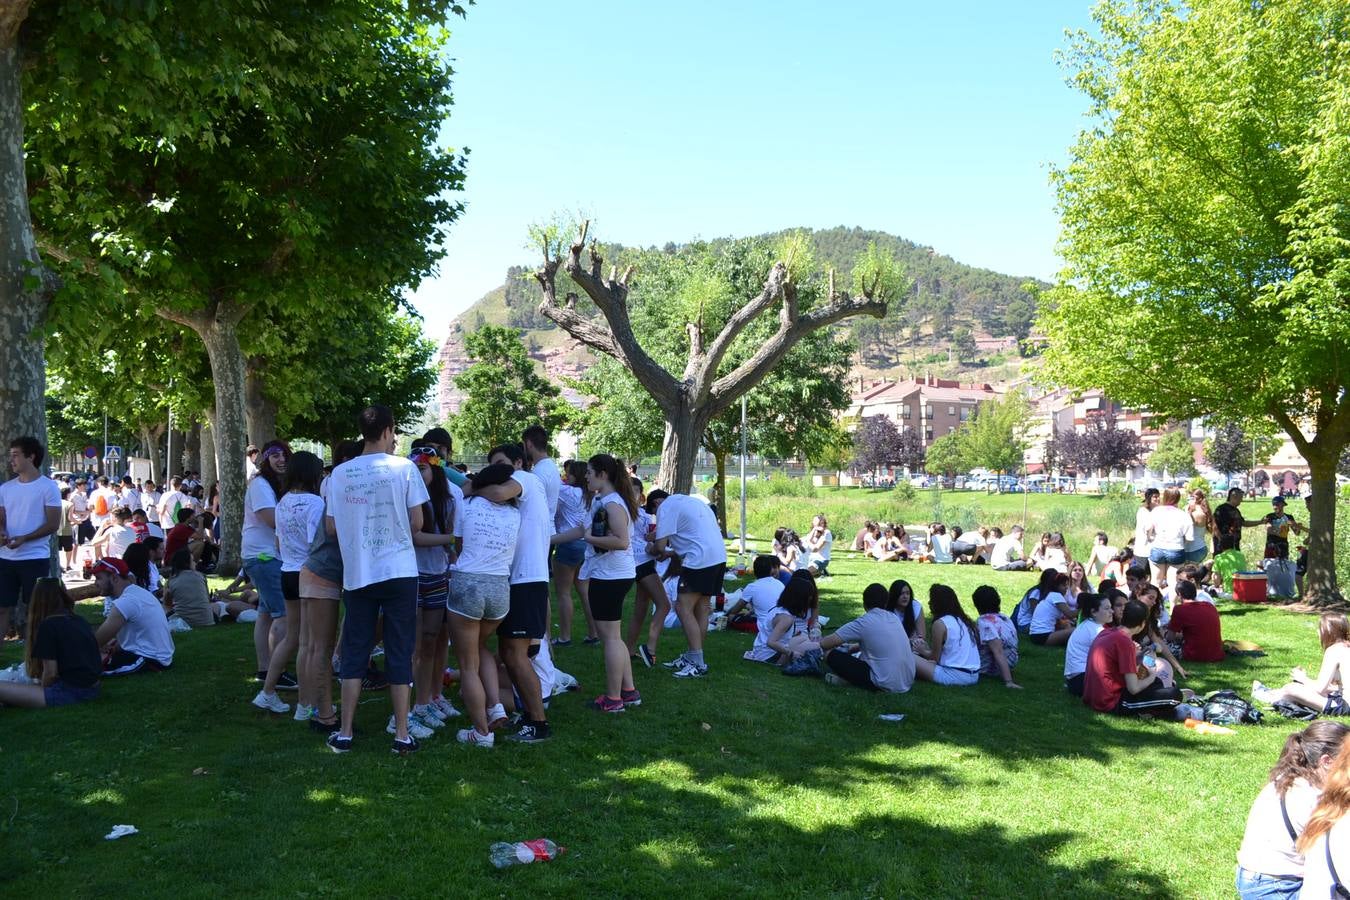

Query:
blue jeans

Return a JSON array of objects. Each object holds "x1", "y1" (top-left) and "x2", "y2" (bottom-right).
[
  {"x1": 243, "y1": 556, "x2": 286, "y2": 617},
  {"x1": 1235, "y1": 866, "x2": 1301, "y2": 900}
]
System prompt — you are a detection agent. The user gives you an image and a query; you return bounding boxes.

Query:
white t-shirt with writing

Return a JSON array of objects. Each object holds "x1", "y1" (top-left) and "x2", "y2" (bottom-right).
[
  {"x1": 584, "y1": 491, "x2": 635, "y2": 582},
  {"x1": 631, "y1": 506, "x2": 655, "y2": 565},
  {"x1": 275, "y1": 492, "x2": 326, "y2": 573},
  {"x1": 112, "y1": 584, "x2": 175, "y2": 665},
  {"x1": 452, "y1": 496, "x2": 520, "y2": 577},
  {"x1": 555, "y1": 483, "x2": 587, "y2": 533},
  {"x1": 508, "y1": 469, "x2": 551, "y2": 586},
  {"x1": 241, "y1": 478, "x2": 279, "y2": 560},
  {"x1": 327, "y1": 453, "x2": 430, "y2": 591},
  {"x1": 0, "y1": 475, "x2": 60, "y2": 561},
  {"x1": 653, "y1": 493, "x2": 726, "y2": 570}
]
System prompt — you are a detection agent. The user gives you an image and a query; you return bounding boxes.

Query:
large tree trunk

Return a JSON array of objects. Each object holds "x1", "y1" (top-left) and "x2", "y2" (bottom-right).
[
  {"x1": 200, "y1": 413, "x2": 218, "y2": 496},
  {"x1": 245, "y1": 357, "x2": 277, "y2": 446},
  {"x1": 183, "y1": 422, "x2": 201, "y2": 475},
  {"x1": 1303, "y1": 449, "x2": 1341, "y2": 605},
  {"x1": 161, "y1": 306, "x2": 248, "y2": 575},
  {"x1": 0, "y1": 34, "x2": 54, "y2": 476},
  {"x1": 656, "y1": 402, "x2": 709, "y2": 495}
]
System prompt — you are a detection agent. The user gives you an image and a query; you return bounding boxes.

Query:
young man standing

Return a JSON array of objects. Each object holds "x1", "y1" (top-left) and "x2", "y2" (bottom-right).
[
  {"x1": 0, "y1": 437, "x2": 61, "y2": 639},
  {"x1": 121, "y1": 476, "x2": 142, "y2": 516},
  {"x1": 92, "y1": 557, "x2": 175, "y2": 674},
  {"x1": 157, "y1": 477, "x2": 189, "y2": 533},
  {"x1": 474, "y1": 442, "x2": 553, "y2": 742},
  {"x1": 324, "y1": 406, "x2": 429, "y2": 755},
  {"x1": 1212, "y1": 488, "x2": 1265, "y2": 555},
  {"x1": 89, "y1": 476, "x2": 116, "y2": 532},
  {"x1": 652, "y1": 492, "x2": 727, "y2": 678},
  {"x1": 70, "y1": 479, "x2": 92, "y2": 548},
  {"x1": 521, "y1": 425, "x2": 560, "y2": 521}
]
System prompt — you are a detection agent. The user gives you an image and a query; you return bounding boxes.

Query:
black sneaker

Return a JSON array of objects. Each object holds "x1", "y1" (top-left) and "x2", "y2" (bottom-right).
[
  {"x1": 275, "y1": 672, "x2": 299, "y2": 691},
  {"x1": 253, "y1": 670, "x2": 267, "y2": 683},
  {"x1": 310, "y1": 716, "x2": 341, "y2": 735},
  {"x1": 391, "y1": 736, "x2": 420, "y2": 756},
  {"x1": 507, "y1": 720, "x2": 552, "y2": 743},
  {"x1": 326, "y1": 732, "x2": 353, "y2": 754},
  {"x1": 638, "y1": 644, "x2": 655, "y2": 668},
  {"x1": 361, "y1": 667, "x2": 388, "y2": 692}
]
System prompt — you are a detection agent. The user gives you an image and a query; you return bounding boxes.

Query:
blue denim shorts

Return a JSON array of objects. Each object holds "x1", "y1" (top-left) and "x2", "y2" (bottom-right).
[
  {"x1": 45, "y1": 681, "x2": 100, "y2": 707},
  {"x1": 554, "y1": 539, "x2": 586, "y2": 568},
  {"x1": 243, "y1": 556, "x2": 286, "y2": 617},
  {"x1": 1150, "y1": 547, "x2": 1186, "y2": 566},
  {"x1": 1235, "y1": 865, "x2": 1301, "y2": 899}
]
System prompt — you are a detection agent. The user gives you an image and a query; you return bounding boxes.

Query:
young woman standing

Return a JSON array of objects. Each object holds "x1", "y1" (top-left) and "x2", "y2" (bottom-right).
[
  {"x1": 242, "y1": 440, "x2": 293, "y2": 693},
  {"x1": 551, "y1": 460, "x2": 594, "y2": 646},
  {"x1": 409, "y1": 445, "x2": 461, "y2": 733},
  {"x1": 625, "y1": 477, "x2": 666, "y2": 667},
  {"x1": 558, "y1": 454, "x2": 639, "y2": 712},
  {"x1": 261, "y1": 452, "x2": 326, "y2": 718},
  {"x1": 637, "y1": 489, "x2": 671, "y2": 665},
  {"x1": 1147, "y1": 487, "x2": 1194, "y2": 590}
]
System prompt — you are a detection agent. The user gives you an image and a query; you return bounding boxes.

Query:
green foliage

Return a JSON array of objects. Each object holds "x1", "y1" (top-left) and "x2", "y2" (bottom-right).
[
  {"x1": 924, "y1": 432, "x2": 966, "y2": 476},
  {"x1": 1185, "y1": 475, "x2": 1213, "y2": 497},
  {"x1": 1149, "y1": 430, "x2": 1199, "y2": 478},
  {"x1": 950, "y1": 327, "x2": 977, "y2": 362},
  {"x1": 960, "y1": 393, "x2": 1034, "y2": 476},
  {"x1": 453, "y1": 325, "x2": 571, "y2": 454},
  {"x1": 892, "y1": 481, "x2": 917, "y2": 502},
  {"x1": 1205, "y1": 422, "x2": 1284, "y2": 476}
]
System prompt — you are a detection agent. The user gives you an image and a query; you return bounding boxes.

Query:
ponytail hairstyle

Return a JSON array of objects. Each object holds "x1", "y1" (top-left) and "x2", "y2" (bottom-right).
[
  {"x1": 122, "y1": 542, "x2": 153, "y2": 590},
  {"x1": 888, "y1": 579, "x2": 918, "y2": 636},
  {"x1": 588, "y1": 453, "x2": 638, "y2": 520},
  {"x1": 25, "y1": 578, "x2": 75, "y2": 679},
  {"x1": 1318, "y1": 612, "x2": 1350, "y2": 650},
  {"x1": 422, "y1": 462, "x2": 451, "y2": 535},
  {"x1": 1271, "y1": 721, "x2": 1350, "y2": 796},
  {"x1": 1297, "y1": 741, "x2": 1350, "y2": 854},
  {"x1": 928, "y1": 583, "x2": 977, "y2": 644}
]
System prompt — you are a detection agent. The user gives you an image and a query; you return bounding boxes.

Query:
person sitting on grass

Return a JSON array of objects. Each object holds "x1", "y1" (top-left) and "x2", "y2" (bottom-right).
[
  {"x1": 852, "y1": 521, "x2": 878, "y2": 553},
  {"x1": 1085, "y1": 531, "x2": 1116, "y2": 580},
  {"x1": 1064, "y1": 592, "x2": 1115, "y2": 697},
  {"x1": 1210, "y1": 534, "x2": 1249, "y2": 596},
  {"x1": 990, "y1": 524, "x2": 1029, "y2": 571},
  {"x1": 1134, "y1": 582, "x2": 1188, "y2": 685},
  {"x1": 773, "y1": 527, "x2": 803, "y2": 577},
  {"x1": 1253, "y1": 613, "x2": 1350, "y2": 717},
  {"x1": 163, "y1": 549, "x2": 215, "y2": 628},
  {"x1": 1083, "y1": 598, "x2": 1182, "y2": 717},
  {"x1": 747, "y1": 573, "x2": 816, "y2": 665},
  {"x1": 1102, "y1": 546, "x2": 1134, "y2": 586},
  {"x1": 811, "y1": 582, "x2": 915, "y2": 692},
  {"x1": 913, "y1": 584, "x2": 981, "y2": 687},
  {"x1": 871, "y1": 526, "x2": 905, "y2": 563},
  {"x1": 972, "y1": 584, "x2": 1020, "y2": 689},
  {"x1": 1013, "y1": 567, "x2": 1060, "y2": 634},
  {"x1": 1065, "y1": 560, "x2": 1089, "y2": 605},
  {"x1": 726, "y1": 554, "x2": 784, "y2": 635},
  {"x1": 0, "y1": 578, "x2": 101, "y2": 709},
  {"x1": 91, "y1": 558, "x2": 175, "y2": 675},
  {"x1": 1235, "y1": 721, "x2": 1349, "y2": 900},
  {"x1": 924, "y1": 523, "x2": 954, "y2": 564},
  {"x1": 803, "y1": 514, "x2": 832, "y2": 577},
  {"x1": 1028, "y1": 569, "x2": 1074, "y2": 647},
  {"x1": 1165, "y1": 580, "x2": 1224, "y2": 663},
  {"x1": 887, "y1": 579, "x2": 928, "y2": 655}
]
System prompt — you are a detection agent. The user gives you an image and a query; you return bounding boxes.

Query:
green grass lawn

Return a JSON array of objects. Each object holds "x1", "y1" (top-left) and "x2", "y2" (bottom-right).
[{"x1": 0, "y1": 545, "x2": 1329, "y2": 897}]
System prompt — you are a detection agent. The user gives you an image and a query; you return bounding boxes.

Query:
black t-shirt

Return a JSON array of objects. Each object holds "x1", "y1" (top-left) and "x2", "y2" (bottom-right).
[
  {"x1": 33, "y1": 613, "x2": 102, "y2": 688},
  {"x1": 1214, "y1": 503, "x2": 1243, "y2": 544}
]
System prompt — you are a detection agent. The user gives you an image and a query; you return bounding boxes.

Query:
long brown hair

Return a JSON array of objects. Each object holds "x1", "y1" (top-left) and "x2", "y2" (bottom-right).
[
  {"x1": 588, "y1": 454, "x2": 639, "y2": 521},
  {"x1": 25, "y1": 578, "x2": 77, "y2": 679},
  {"x1": 1270, "y1": 722, "x2": 1350, "y2": 796},
  {"x1": 1298, "y1": 741, "x2": 1350, "y2": 853},
  {"x1": 1319, "y1": 612, "x2": 1350, "y2": 650}
]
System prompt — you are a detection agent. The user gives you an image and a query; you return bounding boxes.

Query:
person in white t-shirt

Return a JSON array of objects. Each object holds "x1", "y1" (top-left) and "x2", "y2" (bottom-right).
[
  {"x1": 990, "y1": 525, "x2": 1029, "y2": 571},
  {"x1": 1147, "y1": 487, "x2": 1195, "y2": 589},
  {"x1": 0, "y1": 436, "x2": 62, "y2": 638},
  {"x1": 465, "y1": 442, "x2": 553, "y2": 743},
  {"x1": 625, "y1": 478, "x2": 669, "y2": 668},
  {"x1": 120, "y1": 477, "x2": 142, "y2": 517},
  {"x1": 913, "y1": 584, "x2": 981, "y2": 686},
  {"x1": 157, "y1": 476, "x2": 191, "y2": 533},
  {"x1": 89, "y1": 476, "x2": 117, "y2": 531},
  {"x1": 803, "y1": 515, "x2": 833, "y2": 576},
  {"x1": 447, "y1": 463, "x2": 519, "y2": 747},
  {"x1": 725, "y1": 554, "x2": 784, "y2": 635},
  {"x1": 92, "y1": 557, "x2": 174, "y2": 674},
  {"x1": 324, "y1": 406, "x2": 430, "y2": 755},
  {"x1": 70, "y1": 480, "x2": 92, "y2": 547},
  {"x1": 1235, "y1": 721, "x2": 1349, "y2": 897},
  {"x1": 253, "y1": 451, "x2": 325, "y2": 716},
  {"x1": 550, "y1": 459, "x2": 595, "y2": 646},
  {"x1": 652, "y1": 492, "x2": 728, "y2": 679},
  {"x1": 1064, "y1": 592, "x2": 1116, "y2": 696},
  {"x1": 522, "y1": 425, "x2": 561, "y2": 522},
  {"x1": 406, "y1": 446, "x2": 463, "y2": 735},
  {"x1": 1028, "y1": 570, "x2": 1075, "y2": 646},
  {"x1": 241, "y1": 443, "x2": 293, "y2": 692},
  {"x1": 94, "y1": 507, "x2": 138, "y2": 561},
  {"x1": 1134, "y1": 487, "x2": 1160, "y2": 568}
]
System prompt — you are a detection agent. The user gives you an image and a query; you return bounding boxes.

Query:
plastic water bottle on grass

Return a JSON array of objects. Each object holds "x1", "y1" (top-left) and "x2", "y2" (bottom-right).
[{"x1": 490, "y1": 839, "x2": 562, "y2": 868}]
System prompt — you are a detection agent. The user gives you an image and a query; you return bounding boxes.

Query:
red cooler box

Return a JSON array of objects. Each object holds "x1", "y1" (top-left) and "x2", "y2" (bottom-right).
[{"x1": 1233, "y1": 572, "x2": 1268, "y2": 603}]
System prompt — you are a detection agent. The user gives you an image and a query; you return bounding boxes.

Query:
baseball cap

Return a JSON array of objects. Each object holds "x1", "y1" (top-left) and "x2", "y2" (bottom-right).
[
  {"x1": 92, "y1": 557, "x2": 129, "y2": 578},
  {"x1": 1271, "y1": 496, "x2": 1286, "y2": 506}
]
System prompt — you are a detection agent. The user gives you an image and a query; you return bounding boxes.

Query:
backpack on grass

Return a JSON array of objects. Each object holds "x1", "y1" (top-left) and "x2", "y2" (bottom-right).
[{"x1": 1202, "y1": 690, "x2": 1262, "y2": 726}]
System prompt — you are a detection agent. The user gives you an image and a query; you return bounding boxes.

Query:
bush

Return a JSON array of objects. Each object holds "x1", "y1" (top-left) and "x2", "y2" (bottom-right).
[
  {"x1": 892, "y1": 482, "x2": 916, "y2": 502},
  {"x1": 1340, "y1": 483, "x2": 1350, "y2": 501},
  {"x1": 744, "y1": 472, "x2": 816, "y2": 500},
  {"x1": 1185, "y1": 475, "x2": 1213, "y2": 496}
]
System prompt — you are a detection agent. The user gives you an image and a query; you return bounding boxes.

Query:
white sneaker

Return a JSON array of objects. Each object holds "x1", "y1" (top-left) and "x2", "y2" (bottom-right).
[
  {"x1": 251, "y1": 690, "x2": 291, "y2": 714},
  {"x1": 418, "y1": 702, "x2": 448, "y2": 723},
  {"x1": 552, "y1": 671, "x2": 580, "y2": 695},
  {"x1": 387, "y1": 714, "x2": 434, "y2": 740},
  {"x1": 457, "y1": 727, "x2": 494, "y2": 748},
  {"x1": 661, "y1": 653, "x2": 690, "y2": 670},
  {"x1": 431, "y1": 695, "x2": 461, "y2": 719},
  {"x1": 411, "y1": 706, "x2": 446, "y2": 730},
  {"x1": 292, "y1": 703, "x2": 314, "y2": 722},
  {"x1": 672, "y1": 662, "x2": 709, "y2": 679},
  {"x1": 486, "y1": 703, "x2": 508, "y2": 731}
]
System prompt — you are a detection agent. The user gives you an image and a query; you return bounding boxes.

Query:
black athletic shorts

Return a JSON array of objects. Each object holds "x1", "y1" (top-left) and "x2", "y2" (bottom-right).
[
  {"x1": 58, "y1": 535, "x2": 74, "y2": 552},
  {"x1": 677, "y1": 562, "x2": 727, "y2": 597},
  {"x1": 589, "y1": 577, "x2": 634, "y2": 622},
  {"x1": 281, "y1": 570, "x2": 301, "y2": 603},
  {"x1": 635, "y1": 560, "x2": 657, "y2": 581},
  {"x1": 501, "y1": 581, "x2": 548, "y2": 640}
]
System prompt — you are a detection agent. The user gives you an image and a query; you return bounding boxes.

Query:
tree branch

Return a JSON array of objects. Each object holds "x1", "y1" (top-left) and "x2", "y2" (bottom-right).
[{"x1": 697, "y1": 262, "x2": 790, "y2": 390}]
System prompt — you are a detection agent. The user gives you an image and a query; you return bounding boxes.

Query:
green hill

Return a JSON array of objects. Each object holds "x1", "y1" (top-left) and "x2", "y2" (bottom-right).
[{"x1": 453, "y1": 227, "x2": 1046, "y2": 378}]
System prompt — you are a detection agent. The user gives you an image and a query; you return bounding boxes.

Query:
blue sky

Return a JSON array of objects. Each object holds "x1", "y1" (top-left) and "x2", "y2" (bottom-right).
[{"x1": 409, "y1": 0, "x2": 1099, "y2": 343}]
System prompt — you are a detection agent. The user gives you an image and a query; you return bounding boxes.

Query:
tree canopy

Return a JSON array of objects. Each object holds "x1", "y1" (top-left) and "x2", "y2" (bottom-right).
[
  {"x1": 453, "y1": 325, "x2": 571, "y2": 455},
  {"x1": 1039, "y1": 0, "x2": 1350, "y2": 601},
  {"x1": 1149, "y1": 429, "x2": 1199, "y2": 479}
]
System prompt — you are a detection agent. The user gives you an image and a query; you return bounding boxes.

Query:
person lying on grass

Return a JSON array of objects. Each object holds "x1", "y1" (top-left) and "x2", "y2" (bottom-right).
[
  {"x1": 972, "y1": 585, "x2": 1020, "y2": 689},
  {"x1": 1028, "y1": 569, "x2": 1074, "y2": 647},
  {"x1": 913, "y1": 584, "x2": 982, "y2": 687},
  {"x1": 1253, "y1": 613, "x2": 1350, "y2": 718},
  {"x1": 1133, "y1": 583, "x2": 1188, "y2": 684},
  {"x1": 1235, "y1": 721, "x2": 1349, "y2": 900},
  {"x1": 809, "y1": 582, "x2": 915, "y2": 693},
  {"x1": 1083, "y1": 598, "x2": 1182, "y2": 717},
  {"x1": 0, "y1": 578, "x2": 101, "y2": 709},
  {"x1": 1165, "y1": 580, "x2": 1224, "y2": 663},
  {"x1": 1064, "y1": 592, "x2": 1116, "y2": 698}
]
